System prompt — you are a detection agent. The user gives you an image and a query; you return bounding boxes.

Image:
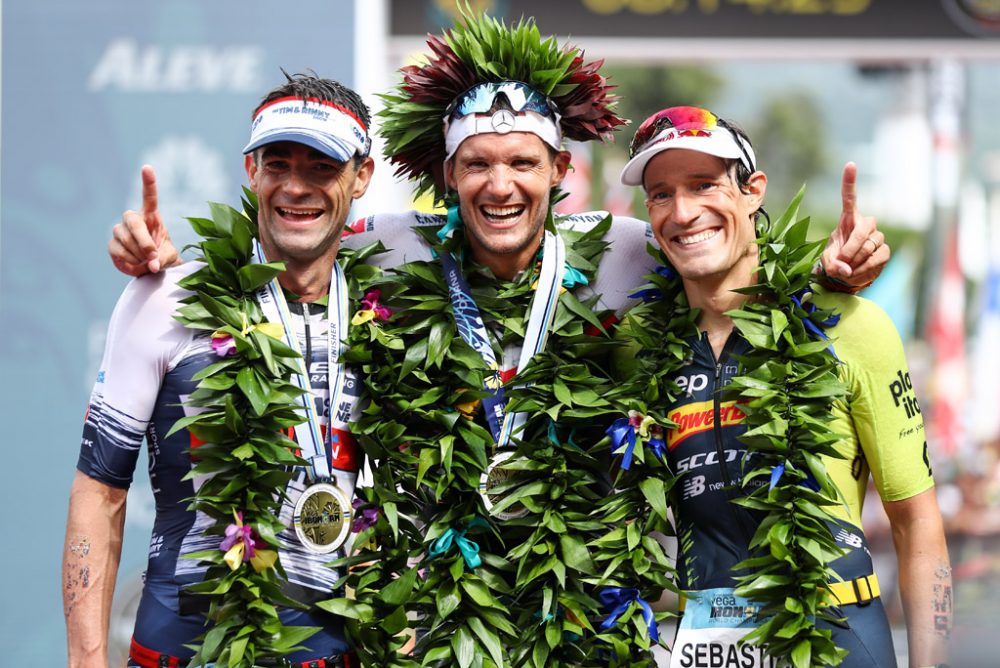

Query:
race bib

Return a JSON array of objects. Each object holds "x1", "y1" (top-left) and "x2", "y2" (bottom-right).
[{"x1": 669, "y1": 588, "x2": 777, "y2": 668}]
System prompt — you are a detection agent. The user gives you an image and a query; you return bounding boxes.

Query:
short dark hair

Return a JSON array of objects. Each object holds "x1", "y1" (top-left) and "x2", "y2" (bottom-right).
[
  {"x1": 253, "y1": 70, "x2": 372, "y2": 167},
  {"x1": 717, "y1": 119, "x2": 768, "y2": 225}
]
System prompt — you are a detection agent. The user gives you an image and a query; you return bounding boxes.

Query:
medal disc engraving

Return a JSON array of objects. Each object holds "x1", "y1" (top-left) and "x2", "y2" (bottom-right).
[
  {"x1": 479, "y1": 450, "x2": 530, "y2": 520},
  {"x1": 292, "y1": 482, "x2": 351, "y2": 553}
]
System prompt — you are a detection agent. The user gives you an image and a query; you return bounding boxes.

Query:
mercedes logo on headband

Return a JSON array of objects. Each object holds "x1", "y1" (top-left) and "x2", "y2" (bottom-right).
[{"x1": 491, "y1": 109, "x2": 516, "y2": 134}]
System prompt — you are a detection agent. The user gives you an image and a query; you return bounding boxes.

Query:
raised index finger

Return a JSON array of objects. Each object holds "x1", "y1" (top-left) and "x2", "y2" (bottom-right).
[
  {"x1": 141, "y1": 164, "x2": 159, "y2": 221},
  {"x1": 841, "y1": 162, "x2": 857, "y2": 217}
]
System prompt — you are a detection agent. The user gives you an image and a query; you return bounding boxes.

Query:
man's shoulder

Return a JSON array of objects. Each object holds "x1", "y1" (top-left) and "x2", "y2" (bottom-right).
[
  {"x1": 557, "y1": 210, "x2": 650, "y2": 236},
  {"x1": 122, "y1": 262, "x2": 200, "y2": 309},
  {"x1": 340, "y1": 210, "x2": 440, "y2": 266},
  {"x1": 110, "y1": 262, "x2": 201, "y2": 339},
  {"x1": 342, "y1": 210, "x2": 444, "y2": 242},
  {"x1": 812, "y1": 289, "x2": 902, "y2": 358},
  {"x1": 813, "y1": 290, "x2": 891, "y2": 329}
]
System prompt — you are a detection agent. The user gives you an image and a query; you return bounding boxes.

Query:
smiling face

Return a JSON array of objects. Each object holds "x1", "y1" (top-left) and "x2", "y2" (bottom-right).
[
  {"x1": 445, "y1": 132, "x2": 570, "y2": 279},
  {"x1": 245, "y1": 141, "x2": 373, "y2": 268},
  {"x1": 643, "y1": 149, "x2": 766, "y2": 292}
]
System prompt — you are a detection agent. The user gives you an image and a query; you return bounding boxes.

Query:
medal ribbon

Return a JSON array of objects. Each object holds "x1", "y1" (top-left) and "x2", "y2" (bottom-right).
[
  {"x1": 439, "y1": 231, "x2": 566, "y2": 449},
  {"x1": 252, "y1": 240, "x2": 349, "y2": 482}
]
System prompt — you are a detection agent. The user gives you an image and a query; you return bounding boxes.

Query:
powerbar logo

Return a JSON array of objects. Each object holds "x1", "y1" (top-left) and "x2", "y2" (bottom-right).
[
  {"x1": 888, "y1": 369, "x2": 922, "y2": 419},
  {"x1": 669, "y1": 399, "x2": 746, "y2": 449}
]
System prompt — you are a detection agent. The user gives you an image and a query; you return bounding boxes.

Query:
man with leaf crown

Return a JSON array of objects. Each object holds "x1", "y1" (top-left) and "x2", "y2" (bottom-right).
[{"x1": 103, "y1": 11, "x2": 890, "y2": 667}]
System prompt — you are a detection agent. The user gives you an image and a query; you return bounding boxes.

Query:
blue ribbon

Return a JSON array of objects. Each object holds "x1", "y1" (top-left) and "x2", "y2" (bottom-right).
[
  {"x1": 655, "y1": 265, "x2": 677, "y2": 280},
  {"x1": 628, "y1": 287, "x2": 663, "y2": 303},
  {"x1": 606, "y1": 417, "x2": 666, "y2": 470},
  {"x1": 647, "y1": 436, "x2": 667, "y2": 460},
  {"x1": 598, "y1": 587, "x2": 659, "y2": 642},
  {"x1": 428, "y1": 519, "x2": 487, "y2": 570},
  {"x1": 769, "y1": 460, "x2": 820, "y2": 492},
  {"x1": 791, "y1": 288, "x2": 841, "y2": 360},
  {"x1": 606, "y1": 417, "x2": 638, "y2": 470},
  {"x1": 628, "y1": 265, "x2": 677, "y2": 302}
]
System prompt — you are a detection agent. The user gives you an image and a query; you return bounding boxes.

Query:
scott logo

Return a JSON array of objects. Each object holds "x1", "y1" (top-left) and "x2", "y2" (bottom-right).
[{"x1": 889, "y1": 369, "x2": 921, "y2": 419}]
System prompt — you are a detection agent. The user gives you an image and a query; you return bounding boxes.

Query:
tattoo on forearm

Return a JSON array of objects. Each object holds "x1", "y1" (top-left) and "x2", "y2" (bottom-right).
[
  {"x1": 932, "y1": 562, "x2": 953, "y2": 638},
  {"x1": 64, "y1": 536, "x2": 92, "y2": 616}
]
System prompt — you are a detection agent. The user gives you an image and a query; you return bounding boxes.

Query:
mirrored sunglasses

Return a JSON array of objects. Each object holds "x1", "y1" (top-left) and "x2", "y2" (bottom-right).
[{"x1": 447, "y1": 80, "x2": 557, "y2": 120}]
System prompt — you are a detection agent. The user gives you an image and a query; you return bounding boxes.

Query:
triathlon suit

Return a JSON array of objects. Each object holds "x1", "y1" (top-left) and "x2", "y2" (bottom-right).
[
  {"x1": 665, "y1": 291, "x2": 934, "y2": 667},
  {"x1": 81, "y1": 209, "x2": 652, "y2": 664},
  {"x1": 78, "y1": 263, "x2": 362, "y2": 664}
]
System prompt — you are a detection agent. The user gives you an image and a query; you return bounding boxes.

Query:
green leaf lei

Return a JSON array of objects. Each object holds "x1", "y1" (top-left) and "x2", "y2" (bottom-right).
[
  {"x1": 170, "y1": 190, "x2": 384, "y2": 668},
  {"x1": 322, "y1": 212, "x2": 666, "y2": 667},
  {"x1": 610, "y1": 190, "x2": 853, "y2": 668}
]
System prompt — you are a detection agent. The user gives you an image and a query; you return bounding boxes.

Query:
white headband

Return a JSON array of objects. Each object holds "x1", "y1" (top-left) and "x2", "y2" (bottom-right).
[
  {"x1": 444, "y1": 109, "x2": 562, "y2": 160},
  {"x1": 243, "y1": 97, "x2": 370, "y2": 162}
]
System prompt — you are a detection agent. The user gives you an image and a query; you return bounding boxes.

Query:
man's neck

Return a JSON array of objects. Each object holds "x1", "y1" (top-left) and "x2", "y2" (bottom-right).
[
  {"x1": 468, "y1": 236, "x2": 543, "y2": 282},
  {"x1": 684, "y1": 265, "x2": 757, "y2": 357},
  {"x1": 273, "y1": 250, "x2": 339, "y2": 303}
]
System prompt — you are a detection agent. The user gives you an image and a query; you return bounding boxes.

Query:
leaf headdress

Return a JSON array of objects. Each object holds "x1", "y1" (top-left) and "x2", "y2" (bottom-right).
[{"x1": 378, "y1": 10, "x2": 626, "y2": 204}]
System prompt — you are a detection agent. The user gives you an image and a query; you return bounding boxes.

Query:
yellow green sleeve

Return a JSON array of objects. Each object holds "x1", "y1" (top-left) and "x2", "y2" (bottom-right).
[{"x1": 813, "y1": 291, "x2": 935, "y2": 526}]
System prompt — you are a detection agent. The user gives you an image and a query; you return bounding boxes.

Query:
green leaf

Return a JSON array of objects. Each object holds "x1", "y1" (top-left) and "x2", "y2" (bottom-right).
[
  {"x1": 467, "y1": 615, "x2": 505, "y2": 668},
  {"x1": 451, "y1": 625, "x2": 475, "y2": 668},
  {"x1": 790, "y1": 638, "x2": 812, "y2": 667},
  {"x1": 639, "y1": 476, "x2": 669, "y2": 521},
  {"x1": 559, "y1": 533, "x2": 595, "y2": 574},
  {"x1": 236, "y1": 366, "x2": 268, "y2": 416},
  {"x1": 379, "y1": 567, "x2": 417, "y2": 606},
  {"x1": 436, "y1": 580, "x2": 461, "y2": 619},
  {"x1": 236, "y1": 262, "x2": 284, "y2": 293}
]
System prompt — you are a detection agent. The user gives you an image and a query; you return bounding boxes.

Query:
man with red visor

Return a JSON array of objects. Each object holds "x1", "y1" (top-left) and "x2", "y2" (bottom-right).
[{"x1": 619, "y1": 106, "x2": 951, "y2": 667}]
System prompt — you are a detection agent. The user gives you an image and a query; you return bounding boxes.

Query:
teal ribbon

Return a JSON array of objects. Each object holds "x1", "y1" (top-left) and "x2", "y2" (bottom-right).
[
  {"x1": 562, "y1": 263, "x2": 588, "y2": 288},
  {"x1": 438, "y1": 204, "x2": 464, "y2": 242},
  {"x1": 438, "y1": 204, "x2": 585, "y2": 288},
  {"x1": 429, "y1": 518, "x2": 487, "y2": 570}
]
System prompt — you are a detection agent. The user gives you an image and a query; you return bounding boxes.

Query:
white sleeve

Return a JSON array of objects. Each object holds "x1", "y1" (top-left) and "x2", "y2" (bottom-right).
[{"x1": 77, "y1": 266, "x2": 195, "y2": 487}]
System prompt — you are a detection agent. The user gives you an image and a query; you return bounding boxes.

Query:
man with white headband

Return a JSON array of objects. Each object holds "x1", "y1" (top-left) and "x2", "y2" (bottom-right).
[
  {"x1": 613, "y1": 106, "x2": 951, "y2": 667},
  {"x1": 102, "y1": 14, "x2": 890, "y2": 666},
  {"x1": 65, "y1": 72, "x2": 372, "y2": 668}
]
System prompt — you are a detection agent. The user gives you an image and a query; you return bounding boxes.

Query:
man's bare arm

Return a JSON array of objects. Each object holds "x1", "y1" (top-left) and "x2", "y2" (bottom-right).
[
  {"x1": 64, "y1": 471, "x2": 128, "y2": 668},
  {"x1": 883, "y1": 487, "x2": 952, "y2": 668}
]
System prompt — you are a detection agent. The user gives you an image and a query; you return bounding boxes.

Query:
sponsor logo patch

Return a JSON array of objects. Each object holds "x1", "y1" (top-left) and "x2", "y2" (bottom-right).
[
  {"x1": 888, "y1": 369, "x2": 922, "y2": 419},
  {"x1": 669, "y1": 399, "x2": 747, "y2": 449}
]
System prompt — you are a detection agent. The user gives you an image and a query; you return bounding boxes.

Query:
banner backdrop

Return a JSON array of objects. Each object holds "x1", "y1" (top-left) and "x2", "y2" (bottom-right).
[{"x1": 0, "y1": 1, "x2": 355, "y2": 662}]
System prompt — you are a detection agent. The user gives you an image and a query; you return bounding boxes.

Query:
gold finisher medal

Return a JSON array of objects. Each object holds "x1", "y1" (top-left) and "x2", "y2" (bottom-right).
[
  {"x1": 479, "y1": 450, "x2": 530, "y2": 520},
  {"x1": 292, "y1": 482, "x2": 352, "y2": 554}
]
